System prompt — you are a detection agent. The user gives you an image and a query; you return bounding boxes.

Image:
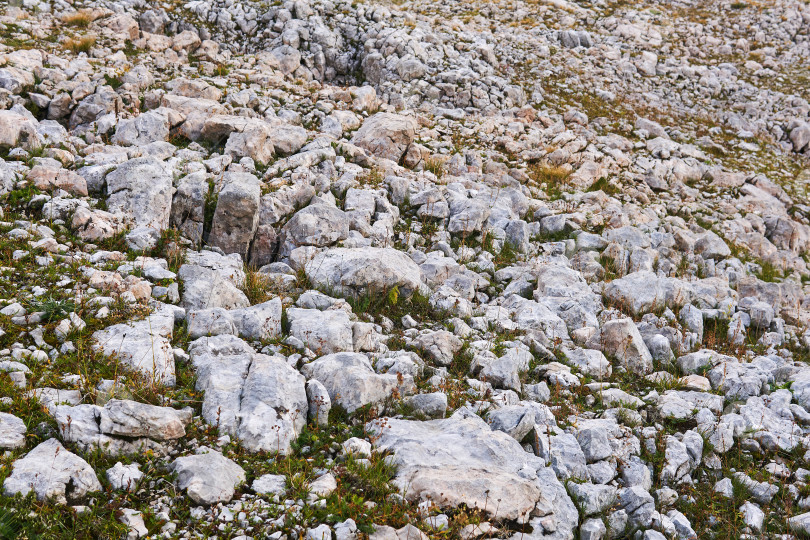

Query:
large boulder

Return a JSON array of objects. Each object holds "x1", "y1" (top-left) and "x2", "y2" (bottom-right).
[
  {"x1": 189, "y1": 335, "x2": 307, "y2": 454},
  {"x1": 279, "y1": 203, "x2": 350, "y2": 258},
  {"x1": 208, "y1": 172, "x2": 261, "y2": 259},
  {"x1": 367, "y1": 410, "x2": 578, "y2": 533},
  {"x1": 305, "y1": 247, "x2": 425, "y2": 298},
  {"x1": 105, "y1": 157, "x2": 174, "y2": 232},
  {"x1": 178, "y1": 250, "x2": 249, "y2": 311},
  {"x1": 350, "y1": 113, "x2": 417, "y2": 163},
  {"x1": 0, "y1": 111, "x2": 40, "y2": 150},
  {"x1": 3, "y1": 439, "x2": 102, "y2": 504},
  {"x1": 588, "y1": 318, "x2": 653, "y2": 375},
  {"x1": 301, "y1": 352, "x2": 413, "y2": 413}
]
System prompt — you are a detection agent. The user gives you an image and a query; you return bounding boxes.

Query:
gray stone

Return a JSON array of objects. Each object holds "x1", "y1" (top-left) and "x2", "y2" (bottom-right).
[
  {"x1": 189, "y1": 335, "x2": 306, "y2": 454},
  {"x1": 170, "y1": 449, "x2": 245, "y2": 505},
  {"x1": 179, "y1": 250, "x2": 250, "y2": 311},
  {"x1": 92, "y1": 303, "x2": 176, "y2": 386},
  {"x1": 0, "y1": 412, "x2": 26, "y2": 449},
  {"x1": 368, "y1": 409, "x2": 578, "y2": 531},
  {"x1": 252, "y1": 474, "x2": 286, "y2": 497},
  {"x1": 287, "y1": 307, "x2": 354, "y2": 354},
  {"x1": 568, "y1": 482, "x2": 617, "y2": 516},
  {"x1": 588, "y1": 318, "x2": 653, "y2": 375},
  {"x1": 305, "y1": 247, "x2": 425, "y2": 299},
  {"x1": 209, "y1": 172, "x2": 261, "y2": 259},
  {"x1": 351, "y1": 113, "x2": 417, "y2": 162},
  {"x1": 106, "y1": 157, "x2": 174, "y2": 232},
  {"x1": 301, "y1": 352, "x2": 413, "y2": 413},
  {"x1": 106, "y1": 462, "x2": 143, "y2": 491},
  {"x1": 306, "y1": 379, "x2": 331, "y2": 426},
  {"x1": 3, "y1": 438, "x2": 101, "y2": 504}
]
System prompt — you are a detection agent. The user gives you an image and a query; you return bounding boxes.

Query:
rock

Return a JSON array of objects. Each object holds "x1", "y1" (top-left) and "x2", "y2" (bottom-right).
[
  {"x1": 98, "y1": 399, "x2": 191, "y2": 440},
  {"x1": 563, "y1": 348, "x2": 612, "y2": 378},
  {"x1": 112, "y1": 109, "x2": 174, "y2": 146},
  {"x1": 414, "y1": 330, "x2": 462, "y2": 366},
  {"x1": 740, "y1": 501, "x2": 764, "y2": 532},
  {"x1": 106, "y1": 462, "x2": 143, "y2": 491},
  {"x1": 305, "y1": 247, "x2": 425, "y2": 299},
  {"x1": 3, "y1": 439, "x2": 101, "y2": 504},
  {"x1": 179, "y1": 250, "x2": 250, "y2": 311},
  {"x1": 368, "y1": 409, "x2": 577, "y2": 532},
  {"x1": 789, "y1": 512, "x2": 810, "y2": 535},
  {"x1": 208, "y1": 172, "x2": 261, "y2": 259},
  {"x1": 106, "y1": 157, "x2": 174, "y2": 232},
  {"x1": 350, "y1": 113, "x2": 417, "y2": 163},
  {"x1": 0, "y1": 111, "x2": 40, "y2": 150},
  {"x1": 252, "y1": 474, "x2": 286, "y2": 497},
  {"x1": 171, "y1": 172, "x2": 208, "y2": 244},
  {"x1": 279, "y1": 203, "x2": 350, "y2": 257},
  {"x1": 309, "y1": 472, "x2": 337, "y2": 499},
  {"x1": 791, "y1": 123, "x2": 810, "y2": 153},
  {"x1": 301, "y1": 352, "x2": 413, "y2": 413},
  {"x1": 617, "y1": 486, "x2": 655, "y2": 528},
  {"x1": 27, "y1": 166, "x2": 88, "y2": 197},
  {"x1": 170, "y1": 449, "x2": 246, "y2": 505},
  {"x1": 576, "y1": 424, "x2": 613, "y2": 463},
  {"x1": 119, "y1": 509, "x2": 148, "y2": 539},
  {"x1": 568, "y1": 482, "x2": 617, "y2": 516},
  {"x1": 603, "y1": 272, "x2": 692, "y2": 315},
  {"x1": 589, "y1": 318, "x2": 653, "y2": 375},
  {"x1": 269, "y1": 124, "x2": 308, "y2": 156},
  {"x1": 287, "y1": 307, "x2": 354, "y2": 354},
  {"x1": 580, "y1": 518, "x2": 607, "y2": 540},
  {"x1": 0, "y1": 412, "x2": 26, "y2": 449},
  {"x1": 404, "y1": 392, "x2": 448, "y2": 418},
  {"x1": 306, "y1": 379, "x2": 331, "y2": 426},
  {"x1": 92, "y1": 303, "x2": 176, "y2": 385},
  {"x1": 189, "y1": 335, "x2": 307, "y2": 454}
]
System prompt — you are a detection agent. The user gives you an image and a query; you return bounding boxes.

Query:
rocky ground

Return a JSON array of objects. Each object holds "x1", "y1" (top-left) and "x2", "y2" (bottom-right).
[{"x1": 0, "y1": 0, "x2": 809, "y2": 538}]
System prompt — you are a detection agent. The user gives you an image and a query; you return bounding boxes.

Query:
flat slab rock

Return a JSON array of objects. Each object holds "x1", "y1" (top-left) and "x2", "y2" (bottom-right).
[
  {"x1": 53, "y1": 398, "x2": 190, "y2": 456},
  {"x1": 92, "y1": 302, "x2": 177, "y2": 386},
  {"x1": 3, "y1": 438, "x2": 102, "y2": 504},
  {"x1": 304, "y1": 247, "x2": 426, "y2": 299},
  {"x1": 367, "y1": 409, "x2": 577, "y2": 536}
]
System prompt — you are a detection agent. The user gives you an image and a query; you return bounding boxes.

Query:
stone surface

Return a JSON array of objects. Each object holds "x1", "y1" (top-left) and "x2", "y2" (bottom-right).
[
  {"x1": 369, "y1": 410, "x2": 578, "y2": 533},
  {"x1": 3, "y1": 439, "x2": 102, "y2": 504},
  {"x1": 170, "y1": 449, "x2": 246, "y2": 505}
]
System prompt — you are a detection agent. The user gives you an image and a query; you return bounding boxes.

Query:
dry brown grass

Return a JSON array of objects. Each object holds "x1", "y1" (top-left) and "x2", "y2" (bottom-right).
[
  {"x1": 61, "y1": 10, "x2": 93, "y2": 28},
  {"x1": 64, "y1": 36, "x2": 96, "y2": 54}
]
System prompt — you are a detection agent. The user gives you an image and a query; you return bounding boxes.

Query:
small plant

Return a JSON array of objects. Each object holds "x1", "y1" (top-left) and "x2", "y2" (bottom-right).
[
  {"x1": 26, "y1": 296, "x2": 76, "y2": 323},
  {"x1": 756, "y1": 259, "x2": 781, "y2": 283},
  {"x1": 424, "y1": 156, "x2": 445, "y2": 178},
  {"x1": 241, "y1": 266, "x2": 273, "y2": 305},
  {"x1": 103, "y1": 74, "x2": 122, "y2": 90}
]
